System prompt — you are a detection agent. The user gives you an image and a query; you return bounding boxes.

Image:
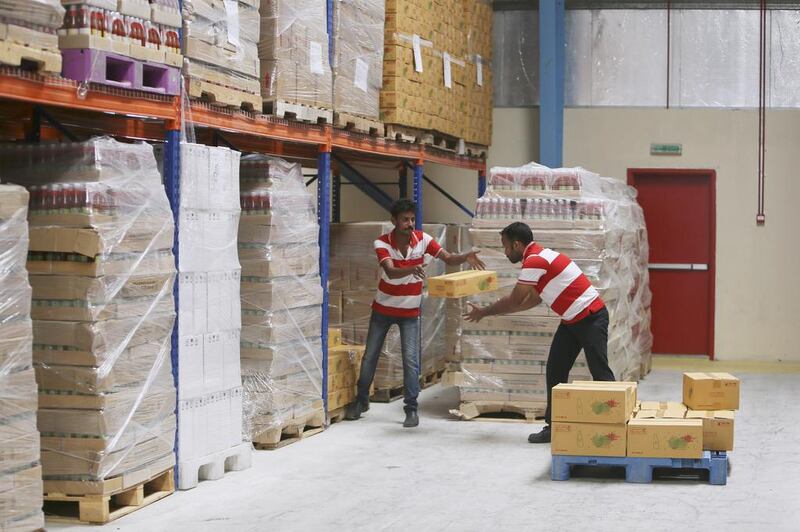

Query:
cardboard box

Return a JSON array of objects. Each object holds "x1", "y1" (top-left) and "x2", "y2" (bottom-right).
[
  {"x1": 685, "y1": 410, "x2": 735, "y2": 451},
  {"x1": 683, "y1": 372, "x2": 740, "y2": 410},
  {"x1": 627, "y1": 418, "x2": 704, "y2": 459},
  {"x1": 552, "y1": 422, "x2": 627, "y2": 457},
  {"x1": 635, "y1": 401, "x2": 687, "y2": 420},
  {"x1": 427, "y1": 270, "x2": 498, "y2": 298},
  {"x1": 552, "y1": 382, "x2": 637, "y2": 424},
  {"x1": 328, "y1": 328, "x2": 342, "y2": 348}
]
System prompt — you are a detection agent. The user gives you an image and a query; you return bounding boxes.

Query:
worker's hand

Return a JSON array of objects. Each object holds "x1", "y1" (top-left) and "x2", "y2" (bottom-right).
[
  {"x1": 463, "y1": 302, "x2": 486, "y2": 323},
  {"x1": 465, "y1": 249, "x2": 485, "y2": 271},
  {"x1": 412, "y1": 265, "x2": 426, "y2": 279}
]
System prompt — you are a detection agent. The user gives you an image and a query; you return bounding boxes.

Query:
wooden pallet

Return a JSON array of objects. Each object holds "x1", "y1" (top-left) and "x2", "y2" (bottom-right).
[
  {"x1": 333, "y1": 111, "x2": 382, "y2": 136},
  {"x1": 327, "y1": 407, "x2": 347, "y2": 425},
  {"x1": 449, "y1": 401, "x2": 546, "y2": 423},
  {"x1": 464, "y1": 142, "x2": 488, "y2": 158},
  {"x1": 264, "y1": 99, "x2": 332, "y2": 124},
  {"x1": 43, "y1": 467, "x2": 174, "y2": 524},
  {"x1": 385, "y1": 123, "x2": 434, "y2": 144},
  {"x1": 420, "y1": 368, "x2": 445, "y2": 390},
  {"x1": 252, "y1": 410, "x2": 326, "y2": 450},
  {"x1": 370, "y1": 384, "x2": 404, "y2": 403},
  {"x1": 0, "y1": 39, "x2": 61, "y2": 73},
  {"x1": 187, "y1": 76, "x2": 260, "y2": 112}
]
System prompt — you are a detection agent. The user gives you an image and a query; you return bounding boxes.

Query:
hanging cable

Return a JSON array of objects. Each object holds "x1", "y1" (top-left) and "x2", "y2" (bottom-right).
[{"x1": 757, "y1": 0, "x2": 766, "y2": 225}]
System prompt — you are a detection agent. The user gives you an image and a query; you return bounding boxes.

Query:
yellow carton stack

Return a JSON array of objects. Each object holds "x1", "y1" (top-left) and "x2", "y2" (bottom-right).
[
  {"x1": 683, "y1": 372, "x2": 739, "y2": 451},
  {"x1": 326, "y1": 330, "x2": 368, "y2": 414},
  {"x1": 551, "y1": 382, "x2": 637, "y2": 457},
  {"x1": 462, "y1": 0, "x2": 493, "y2": 147},
  {"x1": 427, "y1": 270, "x2": 497, "y2": 298}
]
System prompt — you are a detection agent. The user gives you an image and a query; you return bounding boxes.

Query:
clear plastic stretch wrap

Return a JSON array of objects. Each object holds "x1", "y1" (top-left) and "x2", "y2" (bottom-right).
[
  {"x1": 0, "y1": 138, "x2": 177, "y2": 492},
  {"x1": 183, "y1": 0, "x2": 262, "y2": 100},
  {"x1": 238, "y1": 155, "x2": 324, "y2": 443},
  {"x1": 329, "y1": 223, "x2": 448, "y2": 391},
  {"x1": 0, "y1": 0, "x2": 63, "y2": 63},
  {"x1": 332, "y1": 0, "x2": 384, "y2": 120},
  {"x1": 449, "y1": 162, "x2": 652, "y2": 406},
  {"x1": 259, "y1": 0, "x2": 332, "y2": 108},
  {"x1": 0, "y1": 186, "x2": 44, "y2": 532},
  {"x1": 0, "y1": 0, "x2": 64, "y2": 29}
]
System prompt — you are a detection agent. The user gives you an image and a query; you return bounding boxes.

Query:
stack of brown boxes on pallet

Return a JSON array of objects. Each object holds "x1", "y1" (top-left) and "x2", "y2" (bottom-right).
[
  {"x1": 0, "y1": 186, "x2": 44, "y2": 532},
  {"x1": 239, "y1": 156, "x2": 325, "y2": 449},
  {"x1": 0, "y1": 0, "x2": 63, "y2": 73},
  {"x1": 0, "y1": 139, "x2": 177, "y2": 523},
  {"x1": 259, "y1": 0, "x2": 332, "y2": 123},
  {"x1": 329, "y1": 223, "x2": 449, "y2": 401},
  {"x1": 331, "y1": 0, "x2": 384, "y2": 134},
  {"x1": 183, "y1": 0, "x2": 261, "y2": 110},
  {"x1": 382, "y1": 0, "x2": 492, "y2": 149},
  {"x1": 326, "y1": 328, "x2": 367, "y2": 419}
]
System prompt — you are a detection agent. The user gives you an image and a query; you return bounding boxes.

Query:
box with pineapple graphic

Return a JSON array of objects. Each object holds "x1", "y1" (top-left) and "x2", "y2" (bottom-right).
[
  {"x1": 552, "y1": 422, "x2": 627, "y2": 457},
  {"x1": 551, "y1": 382, "x2": 637, "y2": 424},
  {"x1": 627, "y1": 418, "x2": 703, "y2": 459}
]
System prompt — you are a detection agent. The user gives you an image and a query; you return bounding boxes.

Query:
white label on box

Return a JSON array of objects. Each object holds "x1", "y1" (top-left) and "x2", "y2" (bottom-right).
[
  {"x1": 477, "y1": 54, "x2": 483, "y2": 87},
  {"x1": 413, "y1": 34, "x2": 423, "y2": 73},
  {"x1": 310, "y1": 41, "x2": 324, "y2": 74},
  {"x1": 443, "y1": 52, "x2": 452, "y2": 89},
  {"x1": 223, "y1": 0, "x2": 240, "y2": 47},
  {"x1": 354, "y1": 57, "x2": 369, "y2": 92}
]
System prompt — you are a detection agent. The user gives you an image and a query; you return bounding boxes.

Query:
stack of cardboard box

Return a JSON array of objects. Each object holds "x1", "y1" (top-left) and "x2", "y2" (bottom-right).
[
  {"x1": 332, "y1": 0, "x2": 384, "y2": 126},
  {"x1": 0, "y1": 139, "x2": 178, "y2": 494},
  {"x1": 326, "y1": 329, "x2": 367, "y2": 413},
  {"x1": 183, "y1": 0, "x2": 261, "y2": 109},
  {"x1": 259, "y1": 0, "x2": 333, "y2": 115},
  {"x1": 329, "y1": 222, "x2": 448, "y2": 394},
  {"x1": 0, "y1": 0, "x2": 63, "y2": 73},
  {"x1": 173, "y1": 144, "x2": 250, "y2": 489},
  {"x1": 381, "y1": 0, "x2": 493, "y2": 146},
  {"x1": 238, "y1": 156, "x2": 324, "y2": 445},
  {"x1": 681, "y1": 372, "x2": 738, "y2": 452},
  {"x1": 0, "y1": 186, "x2": 44, "y2": 532}
]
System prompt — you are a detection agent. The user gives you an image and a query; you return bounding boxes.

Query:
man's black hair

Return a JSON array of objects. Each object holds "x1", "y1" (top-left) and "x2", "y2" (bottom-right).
[
  {"x1": 500, "y1": 222, "x2": 534, "y2": 245},
  {"x1": 391, "y1": 198, "x2": 417, "y2": 218}
]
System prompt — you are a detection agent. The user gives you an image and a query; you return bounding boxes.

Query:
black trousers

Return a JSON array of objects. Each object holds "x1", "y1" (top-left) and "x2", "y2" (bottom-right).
[{"x1": 544, "y1": 306, "x2": 615, "y2": 424}]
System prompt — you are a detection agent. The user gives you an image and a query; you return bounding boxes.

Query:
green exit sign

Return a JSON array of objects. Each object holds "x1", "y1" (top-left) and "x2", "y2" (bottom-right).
[{"x1": 651, "y1": 143, "x2": 682, "y2": 156}]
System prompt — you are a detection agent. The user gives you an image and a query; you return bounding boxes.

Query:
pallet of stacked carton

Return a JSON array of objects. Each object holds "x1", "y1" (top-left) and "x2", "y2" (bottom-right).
[
  {"x1": 0, "y1": 0, "x2": 63, "y2": 73},
  {"x1": 0, "y1": 186, "x2": 44, "y2": 532},
  {"x1": 381, "y1": 0, "x2": 492, "y2": 153},
  {"x1": 326, "y1": 329, "x2": 367, "y2": 422},
  {"x1": 238, "y1": 155, "x2": 325, "y2": 449},
  {"x1": 259, "y1": 0, "x2": 332, "y2": 123},
  {"x1": 183, "y1": 0, "x2": 261, "y2": 109},
  {"x1": 58, "y1": 0, "x2": 182, "y2": 94},
  {"x1": 0, "y1": 139, "x2": 177, "y2": 524},
  {"x1": 330, "y1": 222, "x2": 449, "y2": 403},
  {"x1": 166, "y1": 143, "x2": 251, "y2": 490},
  {"x1": 331, "y1": 0, "x2": 384, "y2": 135}
]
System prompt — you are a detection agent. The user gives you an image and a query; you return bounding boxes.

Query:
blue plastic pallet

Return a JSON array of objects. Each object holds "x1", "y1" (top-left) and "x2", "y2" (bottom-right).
[{"x1": 551, "y1": 451, "x2": 728, "y2": 485}]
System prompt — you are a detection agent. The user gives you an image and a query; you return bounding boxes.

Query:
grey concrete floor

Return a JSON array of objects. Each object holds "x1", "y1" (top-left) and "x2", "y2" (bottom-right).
[{"x1": 49, "y1": 369, "x2": 800, "y2": 532}]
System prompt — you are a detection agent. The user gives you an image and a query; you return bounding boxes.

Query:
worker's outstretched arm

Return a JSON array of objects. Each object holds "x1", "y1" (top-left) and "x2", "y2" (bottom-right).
[
  {"x1": 381, "y1": 260, "x2": 426, "y2": 280},
  {"x1": 437, "y1": 249, "x2": 486, "y2": 270},
  {"x1": 463, "y1": 282, "x2": 541, "y2": 322}
]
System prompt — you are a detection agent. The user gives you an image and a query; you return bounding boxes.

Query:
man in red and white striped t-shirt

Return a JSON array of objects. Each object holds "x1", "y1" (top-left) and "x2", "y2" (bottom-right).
[
  {"x1": 464, "y1": 222, "x2": 615, "y2": 444},
  {"x1": 345, "y1": 199, "x2": 484, "y2": 427}
]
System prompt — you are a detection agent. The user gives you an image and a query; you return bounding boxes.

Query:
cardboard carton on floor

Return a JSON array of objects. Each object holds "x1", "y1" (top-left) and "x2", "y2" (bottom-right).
[
  {"x1": 635, "y1": 401, "x2": 687, "y2": 420},
  {"x1": 685, "y1": 410, "x2": 735, "y2": 451},
  {"x1": 552, "y1": 422, "x2": 627, "y2": 457},
  {"x1": 427, "y1": 270, "x2": 498, "y2": 298},
  {"x1": 627, "y1": 418, "x2": 703, "y2": 459},
  {"x1": 683, "y1": 372, "x2": 740, "y2": 410},
  {"x1": 552, "y1": 382, "x2": 637, "y2": 424}
]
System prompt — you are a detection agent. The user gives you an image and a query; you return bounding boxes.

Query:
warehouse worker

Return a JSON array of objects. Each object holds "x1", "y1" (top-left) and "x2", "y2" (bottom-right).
[
  {"x1": 463, "y1": 222, "x2": 615, "y2": 443},
  {"x1": 345, "y1": 199, "x2": 485, "y2": 428}
]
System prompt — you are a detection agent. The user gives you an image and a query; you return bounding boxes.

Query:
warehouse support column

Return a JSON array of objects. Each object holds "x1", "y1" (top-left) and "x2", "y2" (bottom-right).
[
  {"x1": 478, "y1": 168, "x2": 487, "y2": 198},
  {"x1": 539, "y1": 0, "x2": 565, "y2": 168},
  {"x1": 413, "y1": 160, "x2": 423, "y2": 230},
  {"x1": 318, "y1": 146, "x2": 331, "y2": 414}
]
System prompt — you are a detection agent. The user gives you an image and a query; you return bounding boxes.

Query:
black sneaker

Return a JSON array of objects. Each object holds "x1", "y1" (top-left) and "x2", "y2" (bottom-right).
[
  {"x1": 345, "y1": 401, "x2": 367, "y2": 421},
  {"x1": 528, "y1": 425, "x2": 551, "y2": 443},
  {"x1": 403, "y1": 410, "x2": 419, "y2": 428}
]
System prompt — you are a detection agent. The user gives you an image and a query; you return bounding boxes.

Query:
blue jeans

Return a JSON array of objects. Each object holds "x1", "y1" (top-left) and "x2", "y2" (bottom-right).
[{"x1": 356, "y1": 309, "x2": 421, "y2": 411}]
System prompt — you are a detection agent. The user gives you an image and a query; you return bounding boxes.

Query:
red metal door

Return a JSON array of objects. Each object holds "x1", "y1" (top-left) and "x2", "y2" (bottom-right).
[{"x1": 628, "y1": 169, "x2": 716, "y2": 358}]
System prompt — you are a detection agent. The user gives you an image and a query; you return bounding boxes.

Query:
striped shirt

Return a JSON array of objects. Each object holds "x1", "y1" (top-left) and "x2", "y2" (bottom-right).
[
  {"x1": 518, "y1": 242, "x2": 604, "y2": 324},
  {"x1": 373, "y1": 230, "x2": 443, "y2": 318}
]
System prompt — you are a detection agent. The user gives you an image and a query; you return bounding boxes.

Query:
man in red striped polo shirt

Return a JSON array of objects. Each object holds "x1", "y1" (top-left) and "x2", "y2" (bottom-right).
[
  {"x1": 464, "y1": 222, "x2": 615, "y2": 443},
  {"x1": 345, "y1": 199, "x2": 485, "y2": 427}
]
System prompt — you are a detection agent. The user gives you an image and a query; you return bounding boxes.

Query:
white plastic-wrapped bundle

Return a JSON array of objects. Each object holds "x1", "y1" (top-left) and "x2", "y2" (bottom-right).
[
  {"x1": 329, "y1": 222, "x2": 449, "y2": 393},
  {"x1": 332, "y1": 0, "x2": 384, "y2": 120},
  {"x1": 449, "y1": 162, "x2": 652, "y2": 411},
  {"x1": 0, "y1": 0, "x2": 64, "y2": 71},
  {"x1": 183, "y1": 0, "x2": 262, "y2": 108},
  {"x1": 0, "y1": 0, "x2": 63, "y2": 28},
  {"x1": 259, "y1": 0, "x2": 333, "y2": 109},
  {"x1": 0, "y1": 138, "x2": 177, "y2": 493},
  {"x1": 0, "y1": 185, "x2": 43, "y2": 532},
  {"x1": 238, "y1": 155, "x2": 324, "y2": 446}
]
